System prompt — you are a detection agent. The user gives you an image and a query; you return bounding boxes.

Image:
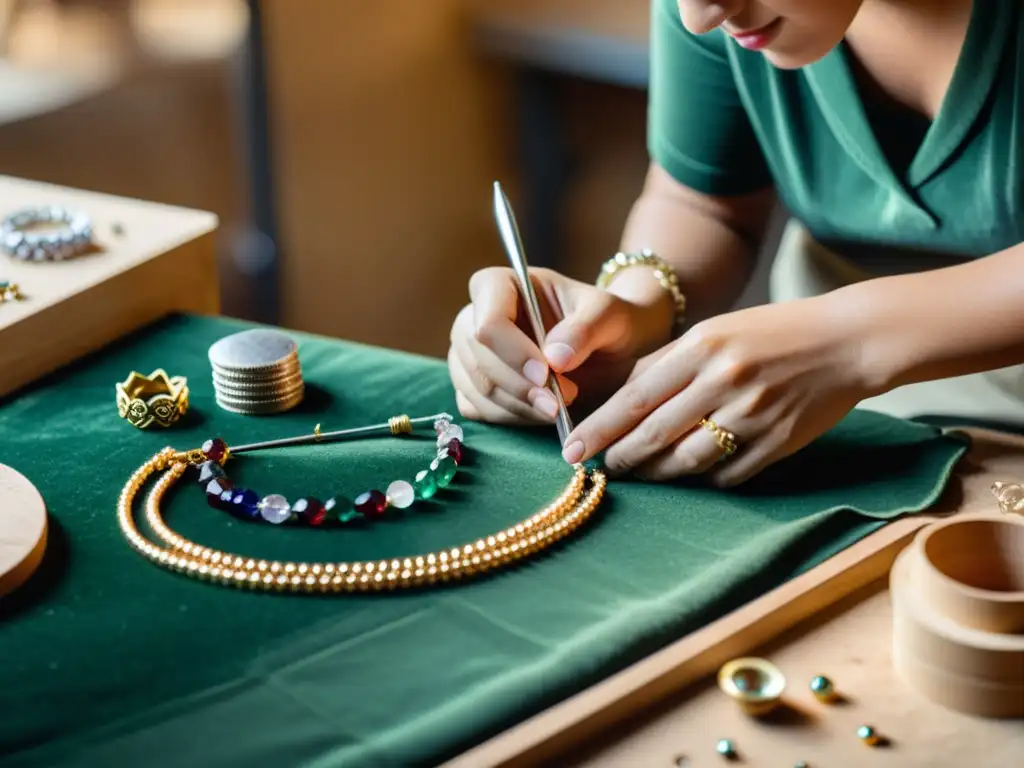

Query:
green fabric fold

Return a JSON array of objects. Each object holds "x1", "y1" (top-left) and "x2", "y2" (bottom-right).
[{"x1": 0, "y1": 314, "x2": 967, "y2": 767}]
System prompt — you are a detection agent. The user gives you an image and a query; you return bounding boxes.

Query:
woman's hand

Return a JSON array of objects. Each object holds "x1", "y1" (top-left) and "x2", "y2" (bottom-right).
[
  {"x1": 560, "y1": 296, "x2": 875, "y2": 486},
  {"x1": 448, "y1": 266, "x2": 674, "y2": 425}
]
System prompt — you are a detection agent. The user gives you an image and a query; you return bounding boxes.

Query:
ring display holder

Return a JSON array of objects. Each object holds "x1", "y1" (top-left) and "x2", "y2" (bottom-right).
[
  {"x1": 0, "y1": 463, "x2": 47, "y2": 597},
  {"x1": 892, "y1": 515, "x2": 1024, "y2": 718},
  {"x1": 0, "y1": 175, "x2": 219, "y2": 399}
]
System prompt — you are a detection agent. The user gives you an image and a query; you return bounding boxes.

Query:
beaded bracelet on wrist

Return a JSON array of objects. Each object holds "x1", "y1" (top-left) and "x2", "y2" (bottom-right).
[{"x1": 196, "y1": 415, "x2": 467, "y2": 527}]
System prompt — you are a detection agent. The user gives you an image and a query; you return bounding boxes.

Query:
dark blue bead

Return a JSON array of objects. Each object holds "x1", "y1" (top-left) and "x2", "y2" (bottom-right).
[
  {"x1": 197, "y1": 460, "x2": 226, "y2": 488},
  {"x1": 229, "y1": 488, "x2": 261, "y2": 520}
]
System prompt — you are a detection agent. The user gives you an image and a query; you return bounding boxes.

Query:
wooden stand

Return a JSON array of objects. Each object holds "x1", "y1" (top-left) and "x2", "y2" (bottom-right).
[
  {"x1": 0, "y1": 463, "x2": 47, "y2": 597},
  {"x1": 0, "y1": 175, "x2": 220, "y2": 398}
]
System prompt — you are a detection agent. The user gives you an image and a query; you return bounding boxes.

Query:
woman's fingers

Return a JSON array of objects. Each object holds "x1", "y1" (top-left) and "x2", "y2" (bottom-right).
[
  {"x1": 633, "y1": 399, "x2": 750, "y2": 481},
  {"x1": 448, "y1": 347, "x2": 550, "y2": 425},
  {"x1": 561, "y1": 345, "x2": 695, "y2": 465}
]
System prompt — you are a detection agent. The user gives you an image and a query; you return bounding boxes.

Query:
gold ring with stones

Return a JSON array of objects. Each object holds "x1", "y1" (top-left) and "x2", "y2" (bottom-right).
[
  {"x1": 116, "y1": 369, "x2": 189, "y2": 429},
  {"x1": 699, "y1": 417, "x2": 738, "y2": 457}
]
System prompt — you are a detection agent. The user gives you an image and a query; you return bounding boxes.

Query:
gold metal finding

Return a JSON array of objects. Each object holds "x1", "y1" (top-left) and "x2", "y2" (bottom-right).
[
  {"x1": 717, "y1": 657, "x2": 786, "y2": 716},
  {"x1": 115, "y1": 369, "x2": 189, "y2": 429},
  {"x1": 314, "y1": 423, "x2": 322, "y2": 440},
  {"x1": 991, "y1": 481, "x2": 1024, "y2": 516},
  {"x1": 389, "y1": 414, "x2": 413, "y2": 435},
  {"x1": 117, "y1": 448, "x2": 606, "y2": 594}
]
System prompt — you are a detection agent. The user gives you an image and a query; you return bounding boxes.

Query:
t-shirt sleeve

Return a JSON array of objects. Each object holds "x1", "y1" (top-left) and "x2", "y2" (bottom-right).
[{"x1": 648, "y1": 0, "x2": 773, "y2": 195}]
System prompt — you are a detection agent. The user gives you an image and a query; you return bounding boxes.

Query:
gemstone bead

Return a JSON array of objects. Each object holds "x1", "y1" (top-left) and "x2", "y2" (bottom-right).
[
  {"x1": 259, "y1": 493, "x2": 292, "y2": 525},
  {"x1": 205, "y1": 477, "x2": 234, "y2": 510},
  {"x1": 433, "y1": 417, "x2": 452, "y2": 436},
  {"x1": 201, "y1": 437, "x2": 228, "y2": 463},
  {"x1": 715, "y1": 739, "x2": 736, "y2": 758},
  {"x1": 446, "y1": 438, "x2": 464, "y2": 464},
  {"x1": 414, "y1": 469, "x2": 437, "y2": 500},
  {"x1": 437, "y1": 424, "x2": 464, "y2": 447},
  {"x1": 325, "y1": 496, "x2": 359, "y2": 524},
  {"x1": 228, "y1": 488, "x2": 260, "y2": 520},
  {"x1": 196, "y1": 460, "x2": 226, "y2": 488},
  {"x1": 857, "y1": 725, "x2": 880, "y2": 746},
  {"x1": 809, "y1": 675, "x2": 835, "y2": 702},
  {"x1": 386, "y1": 480, "x2": 415, "y2": 509},
  {"x1": 292, "y1": 497, "x2": 326, "y2": 526},
  {"x1": 434, "y1": 455, "x2": 457, "y2": 488},
  {"x1": 354, "y1": 490, "x2": 387, "y2": 518}
]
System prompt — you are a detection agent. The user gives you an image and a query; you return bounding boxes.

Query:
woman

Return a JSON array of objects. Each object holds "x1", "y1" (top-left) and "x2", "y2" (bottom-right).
[{"x1": 448, "y1": 0, "x2": 1024, "y2": 486}]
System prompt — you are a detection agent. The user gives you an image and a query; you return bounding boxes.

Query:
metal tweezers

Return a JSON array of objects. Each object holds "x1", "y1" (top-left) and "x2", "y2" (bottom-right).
[{"x1": 492, "y1": 181, "x2": 574, "y2": 447}]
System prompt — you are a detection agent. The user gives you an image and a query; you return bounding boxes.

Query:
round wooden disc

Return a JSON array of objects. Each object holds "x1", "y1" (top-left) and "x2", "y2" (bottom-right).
[{"x1": 0, "y1": 463, "x2": 47, "y2": 597}]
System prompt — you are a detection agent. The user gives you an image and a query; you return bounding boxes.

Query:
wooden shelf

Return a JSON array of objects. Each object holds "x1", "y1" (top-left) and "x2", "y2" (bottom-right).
[{"x1": 469, "y1": 0, "x2": 650, "y2": 88}]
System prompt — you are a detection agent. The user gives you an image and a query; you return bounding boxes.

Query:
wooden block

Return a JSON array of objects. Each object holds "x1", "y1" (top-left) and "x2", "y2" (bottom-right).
[
  {"x1": 0, "y1": 175, "x2": 219, "y2": 398},
  {"x1": 0, "y1": 463, "x2": 47, "y2": 598}
]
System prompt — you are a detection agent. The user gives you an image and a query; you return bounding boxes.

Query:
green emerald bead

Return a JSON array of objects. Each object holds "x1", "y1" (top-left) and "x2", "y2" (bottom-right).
[
  {"x1": 434, "y1": 455, "x2": 457, "y2": 488},
  {"x1": 414, "y1": 469, "x2": 437, "y2": 499}
]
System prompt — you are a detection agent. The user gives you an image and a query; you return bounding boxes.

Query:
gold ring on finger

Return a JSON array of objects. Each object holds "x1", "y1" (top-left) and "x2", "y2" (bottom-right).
[{"x1": 699, "y1": 417, "x2": 738, "y2": 457}]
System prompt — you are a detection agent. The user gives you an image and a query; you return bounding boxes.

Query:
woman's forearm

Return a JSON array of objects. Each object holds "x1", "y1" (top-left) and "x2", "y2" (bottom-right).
[
  {"x1": 832, "y1": 240, "x2": 1024, "y2": 393},
  {"x1": 607, "y1": 163, "x2": 777, "y2": 328}
]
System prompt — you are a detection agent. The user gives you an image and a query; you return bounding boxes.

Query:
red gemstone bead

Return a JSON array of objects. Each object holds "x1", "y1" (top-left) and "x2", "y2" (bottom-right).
[
  {"x1": 292, "y1": 497, "x2": 326, "y2": 526},
  {"x1": 446, "y1": 438, "x2": 464, "y2": 464},
  {"x1": 202, "y1": 437, "x2": 228, "y2": 463},
  {"x1": 354, "y1": 490, "x2": 387, "y2": 518},
  {"x1": 205, "y1": 476, "x2": 234, "y2": 510}
]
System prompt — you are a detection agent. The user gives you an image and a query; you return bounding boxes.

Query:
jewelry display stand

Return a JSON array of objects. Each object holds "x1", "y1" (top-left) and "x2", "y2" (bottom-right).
[
  {"x1": 445, "y1": 427, "x2": 1024, "y2": 768},
  {"x1": 0, "y1": 175, "x2": 219, "y2": 398},
  {"x1": 0, "y1": 463, "x2": 47, "y2": 597}
]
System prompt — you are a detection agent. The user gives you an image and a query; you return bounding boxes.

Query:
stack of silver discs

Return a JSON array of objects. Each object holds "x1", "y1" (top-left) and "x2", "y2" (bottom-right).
[{"x1": 208, "y1": 329, "x2": 304, "y2": 415}]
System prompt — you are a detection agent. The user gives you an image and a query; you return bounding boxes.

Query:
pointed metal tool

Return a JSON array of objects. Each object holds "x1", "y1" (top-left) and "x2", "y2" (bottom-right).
[{"x1": 492, "y1": 181, "x2": 574, "y2": 446}]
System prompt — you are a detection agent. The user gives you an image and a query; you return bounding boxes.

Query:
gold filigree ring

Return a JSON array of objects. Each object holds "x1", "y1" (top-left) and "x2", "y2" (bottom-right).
[
  {"x1": 700, "y1": 417, "x2": 738, "y2": 457},
  {"x1": 116, "y1": 369, "x2": 189, "y2": 429}
]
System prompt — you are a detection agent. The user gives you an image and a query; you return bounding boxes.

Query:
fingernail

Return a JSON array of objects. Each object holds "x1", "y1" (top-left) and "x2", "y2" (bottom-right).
[
  {"x1": 530, "y1": 389, "x2": 558, "y2": 419},
  {"x1": 544, "y1": 343, "x2": 575, "y2": 371},
  {"x1": 523, "y1": 359, "x2": 548, "y2": 387},
  {"x1": 562, "y1": 440, "x2": 585, "y2": 464}
]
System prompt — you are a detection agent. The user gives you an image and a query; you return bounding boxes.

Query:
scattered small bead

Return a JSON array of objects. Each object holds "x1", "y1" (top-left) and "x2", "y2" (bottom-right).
[
  {"x1": 354, "y1": 490, "x2": 387, "y2": 518},
  {"x1": 715, "y1": 739, "x2": 736, "y2": 759},
  {"x1": 201, "y1": 437, "x2": 228, "y2": 463},
  {"x1": 857, "y1": 725, "x2": 880, "y2": 746},
  {"x1": 386, "y1": 480, "x2": 415, "y2": 509},
  {"x1": 293, "y1": 497, "x2": 326, "y2": 526},
  {"x1": 794, "y1": 762, "x2": 809, "y2": 768},
  {"x1": 809, "y1": 675, "x2": 835, "y2": 702},
  {"x1": 259, "y1": 493, "x2": 292, "y2": 525},
  {"x1": 414, "y1": 469, "x2": 437, "y2": 500}
]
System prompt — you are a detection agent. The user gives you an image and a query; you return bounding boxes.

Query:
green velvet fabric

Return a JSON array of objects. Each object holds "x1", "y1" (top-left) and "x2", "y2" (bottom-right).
[
  {"x1": 0, "y1": 314, "x2": 967, "y2": 767},
  {"x1": 650, "y1": 0, "x2": 1023, "y2": 271}
]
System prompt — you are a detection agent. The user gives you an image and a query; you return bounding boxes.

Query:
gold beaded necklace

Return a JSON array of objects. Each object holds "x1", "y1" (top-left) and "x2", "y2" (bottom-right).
[{"x1": 117, "y1": 415, "x2": 607, "y2": 594}]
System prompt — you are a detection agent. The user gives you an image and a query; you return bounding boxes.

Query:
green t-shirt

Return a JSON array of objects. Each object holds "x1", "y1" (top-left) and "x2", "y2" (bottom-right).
[{"x1": 649, "y1": 0, "x2": 1022, "y2": 273}]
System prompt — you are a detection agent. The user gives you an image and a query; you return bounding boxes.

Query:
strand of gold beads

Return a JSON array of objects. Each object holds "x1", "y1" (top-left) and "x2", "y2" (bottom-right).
[{"x1": 118, "y1": 447, "x2": 607, "y2": 593}]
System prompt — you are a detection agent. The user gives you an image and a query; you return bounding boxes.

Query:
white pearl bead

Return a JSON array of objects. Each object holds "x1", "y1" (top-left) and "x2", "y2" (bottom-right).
[
  {"x1": 259, "y1": 493, "x2": 291, "y2": 524},
  {"x1": 386, "y1": 480, "x2": 415, "y2": 509}
]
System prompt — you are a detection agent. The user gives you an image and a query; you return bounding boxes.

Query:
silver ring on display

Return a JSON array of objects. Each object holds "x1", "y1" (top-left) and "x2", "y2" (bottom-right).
[{"x1": 1, "y1": 205, "x2": 93, "y2": 262}]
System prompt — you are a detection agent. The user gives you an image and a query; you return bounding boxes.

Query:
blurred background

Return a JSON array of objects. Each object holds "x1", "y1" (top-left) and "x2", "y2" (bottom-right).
[{"x1": 0, "y1": 0, "x2": 769, "y2": 358}]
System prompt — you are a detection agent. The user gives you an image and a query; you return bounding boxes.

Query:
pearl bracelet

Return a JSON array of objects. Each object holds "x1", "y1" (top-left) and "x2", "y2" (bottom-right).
[
  {"x1": 1, "y1": 205, "x2": 93, "y2": 262},
  {"x1": 597, "y1": 248, "x2": 687, "y2": 335}
]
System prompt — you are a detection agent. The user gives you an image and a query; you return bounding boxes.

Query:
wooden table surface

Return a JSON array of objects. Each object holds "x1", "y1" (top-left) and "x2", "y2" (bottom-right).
[{"x1": 469, "y1": 0, "x2": 651, "y2": 88}]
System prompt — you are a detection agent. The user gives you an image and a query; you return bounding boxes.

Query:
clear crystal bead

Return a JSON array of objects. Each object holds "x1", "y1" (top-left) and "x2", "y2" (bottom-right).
[
  {"x1": 386, "y1": 480, "x2": 415, "y2": 509},
  {"x1": 259, "y1": 493, "x2": 291, "y2": 524},
  {"x1": 437, "y1": 424, "x2": 464, "y2": 447}
]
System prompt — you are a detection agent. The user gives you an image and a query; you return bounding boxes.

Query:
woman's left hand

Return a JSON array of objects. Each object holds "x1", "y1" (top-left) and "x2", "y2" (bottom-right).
[{"x1": 559, "y1": 296, "x2": 876, "y2": 486}]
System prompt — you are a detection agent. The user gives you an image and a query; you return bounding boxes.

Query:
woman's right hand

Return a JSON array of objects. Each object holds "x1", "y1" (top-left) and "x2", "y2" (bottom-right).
[{"x1": 448, "y1": 266, "x2": 674, "y2": 425}]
